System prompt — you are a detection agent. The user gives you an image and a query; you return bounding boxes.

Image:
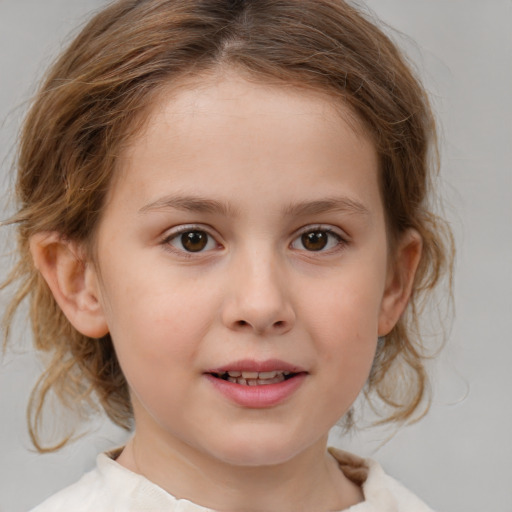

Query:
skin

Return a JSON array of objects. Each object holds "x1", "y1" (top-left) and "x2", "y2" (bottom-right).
[{"x1": 31, "y1": 71, "x2": 421, "y2": 511}]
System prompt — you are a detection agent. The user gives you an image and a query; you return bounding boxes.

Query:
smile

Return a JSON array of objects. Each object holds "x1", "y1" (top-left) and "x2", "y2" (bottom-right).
[
  {"x1": 205, "y1": 361, "x2": 307, "y2": 408},
  {"x1": 211, "y1": 370, "x2": 294, "y2": 386}
]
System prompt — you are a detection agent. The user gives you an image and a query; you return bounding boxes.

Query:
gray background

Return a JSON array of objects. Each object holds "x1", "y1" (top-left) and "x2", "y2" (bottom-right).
[{"x1": 0, "y1": 1, "x2": 511, "y2": 511}]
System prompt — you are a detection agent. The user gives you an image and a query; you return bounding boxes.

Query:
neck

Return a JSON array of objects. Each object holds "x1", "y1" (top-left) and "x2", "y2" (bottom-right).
[{"x1": 117, "y1": 429, "x2": 363, "y2": 512}]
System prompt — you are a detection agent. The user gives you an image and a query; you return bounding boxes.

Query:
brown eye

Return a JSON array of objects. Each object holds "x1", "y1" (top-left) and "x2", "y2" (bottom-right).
[
  {"x1": 291, "y1": 228, "x2": 343, "y2": 252},
  {"x1": 165, "y1": 229, "x2": 217, "y2": 254},
  {"x1": 181, "y1": 231, "x2": 209, "y2": 252},
  {"x1": 301, "y1": 231, "x2": 328, "y2": 251}
]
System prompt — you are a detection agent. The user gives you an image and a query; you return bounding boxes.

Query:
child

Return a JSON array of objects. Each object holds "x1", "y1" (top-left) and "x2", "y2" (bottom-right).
[{"x1": 2, "y1": 0, "x2": 453, "y2": 510}]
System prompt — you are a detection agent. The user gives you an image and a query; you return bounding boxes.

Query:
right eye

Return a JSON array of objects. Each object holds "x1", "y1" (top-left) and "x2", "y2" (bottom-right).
[
  {"x1": 290, "y1": 226, "x2": 345, "y2": 253},
  {"x1": 164, "y1": 229, "x2": 218, "y2": 253}
]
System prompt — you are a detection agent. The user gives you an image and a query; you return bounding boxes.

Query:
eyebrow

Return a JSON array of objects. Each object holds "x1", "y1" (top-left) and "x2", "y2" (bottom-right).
[
  {"x1": 282, "y1": 197, "x2": 370, "y2": 218},
  {"x1": 138, "y1": 195, "x2": 238, "y2": 216},
  {"x1": 138, "y1": 194, "x2": 369, "y2": 218}
]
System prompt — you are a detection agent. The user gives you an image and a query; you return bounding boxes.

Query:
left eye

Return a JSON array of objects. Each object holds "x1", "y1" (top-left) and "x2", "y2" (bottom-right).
[
  {"x1": 290, "y1": 229, "x2": 343, "y2": 252},
  {"x1": 166, "y1": 229, "x2": 218, "y2": 253}
]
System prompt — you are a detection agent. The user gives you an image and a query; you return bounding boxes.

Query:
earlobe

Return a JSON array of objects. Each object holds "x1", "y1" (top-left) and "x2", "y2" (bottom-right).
[
  {"x1": 30, "y1": 232, "x2": 109, "y2": 338},
  {"x1": 378, "y1": 229, "x2": 422, "y2": 336}
]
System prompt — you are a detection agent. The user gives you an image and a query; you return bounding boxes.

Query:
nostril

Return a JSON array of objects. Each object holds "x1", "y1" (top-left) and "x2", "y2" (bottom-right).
[{"x1": 229, "y1": 317, "x2": 292, "y2": 333}]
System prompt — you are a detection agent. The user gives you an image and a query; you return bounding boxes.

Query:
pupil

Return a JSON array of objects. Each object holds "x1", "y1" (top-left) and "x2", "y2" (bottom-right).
[
  {"x1": 302, "y1": 231, "x2": 328, "y2": 251},
  {"x1": 182, "y1": 231, "x2": 207, "y2": 252}
]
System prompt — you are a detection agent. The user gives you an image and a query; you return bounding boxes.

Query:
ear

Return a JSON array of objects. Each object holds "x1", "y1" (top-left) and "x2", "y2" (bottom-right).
[
  {"x1": 29, "y1": 232, "x2": 109, "y2": 338},
  {"x1": 378, "y1": 229, "x2": 422, "y2": 337}
]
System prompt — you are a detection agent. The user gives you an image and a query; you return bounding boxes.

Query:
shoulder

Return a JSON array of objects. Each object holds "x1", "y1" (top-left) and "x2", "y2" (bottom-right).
[
  {"x1": 362, "y1": 458, "x2": 436, "y2": 512},
  {"x1": 29, "y1": 452, "x2": 181, "y2": 512},
  {"x1": 329, "y1": 448, "x2": 436, "y2": 512}
]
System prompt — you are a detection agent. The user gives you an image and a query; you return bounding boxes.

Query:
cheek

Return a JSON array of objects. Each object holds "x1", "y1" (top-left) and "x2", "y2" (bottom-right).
[
  {"x1": 98, "y1": 266, "x2": 220, "y2": 383},
  {"x1": 304, "y1": 273, "x2": 384, "y2": 344},
  {"x1": 301, "y1": 274, "x2": 382, "y2": 394}
]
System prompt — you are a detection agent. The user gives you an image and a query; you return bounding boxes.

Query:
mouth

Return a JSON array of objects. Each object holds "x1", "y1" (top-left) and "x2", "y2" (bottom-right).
[
  {"x1": 209, "y1": 370, "x2": 297, "y2": 386},
  {"x1": 205, "y1": 360, "x2": 307, "y2": 407}
]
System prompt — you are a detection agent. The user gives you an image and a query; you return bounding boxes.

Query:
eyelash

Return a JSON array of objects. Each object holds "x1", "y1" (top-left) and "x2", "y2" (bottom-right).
[
  {"x1": 290, "y1": 226, "x2": 347, "y2": 253},
  {"x1": 161, "y1": 225, "x2": 221, "y2": 256},
  {"x1": 160, "y1": 225, "x2": 347, "y2": 255}
]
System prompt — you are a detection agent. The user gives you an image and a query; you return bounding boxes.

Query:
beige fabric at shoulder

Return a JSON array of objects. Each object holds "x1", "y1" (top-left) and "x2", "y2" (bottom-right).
[
  {"x1": 30, "y1": 448, "x2": 436, "y2": 512},
  {"x1": 328, "y1": 448, "x2": 435, "y2": 512}
]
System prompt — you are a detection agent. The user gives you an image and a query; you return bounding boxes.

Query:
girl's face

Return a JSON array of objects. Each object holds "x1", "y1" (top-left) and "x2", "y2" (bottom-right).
[{"x1": 90, "y1": 72, "x2": 410, "y2": 467}]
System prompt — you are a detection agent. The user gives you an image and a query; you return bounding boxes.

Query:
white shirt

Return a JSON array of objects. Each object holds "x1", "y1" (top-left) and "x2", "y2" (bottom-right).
[{"x1": 30, "y1": 448, "x2": 435, "y2": 511}]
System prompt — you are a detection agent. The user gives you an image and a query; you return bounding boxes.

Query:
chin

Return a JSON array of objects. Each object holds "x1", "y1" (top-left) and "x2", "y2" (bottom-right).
[{"x1": 206, "y1": 430, "x2": 312, "y2": 468}]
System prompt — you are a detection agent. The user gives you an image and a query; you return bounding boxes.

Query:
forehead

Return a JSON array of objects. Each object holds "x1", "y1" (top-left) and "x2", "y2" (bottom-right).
[
  {"x1": 109, "y1": 71, "x2": 380, "y2": 215},
  {"x1": 122, "y1": 69, "x2": 371, "y2": 159}
]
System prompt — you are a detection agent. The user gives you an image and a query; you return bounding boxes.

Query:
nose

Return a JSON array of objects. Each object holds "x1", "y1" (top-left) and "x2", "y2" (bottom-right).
[{"x1": 221, "y1": 249, "x2": 295, "y2": 336}]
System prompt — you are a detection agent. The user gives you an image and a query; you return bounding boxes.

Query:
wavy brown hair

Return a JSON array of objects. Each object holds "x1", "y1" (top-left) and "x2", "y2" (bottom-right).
[{"x1": 2, "y1": 0, "x2": 453, "y2": 451}]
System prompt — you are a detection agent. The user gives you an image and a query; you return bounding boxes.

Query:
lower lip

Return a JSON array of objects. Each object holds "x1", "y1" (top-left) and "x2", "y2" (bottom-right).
[{"x1": 205, "y1": 373, "x2": 307, "y2": 408}]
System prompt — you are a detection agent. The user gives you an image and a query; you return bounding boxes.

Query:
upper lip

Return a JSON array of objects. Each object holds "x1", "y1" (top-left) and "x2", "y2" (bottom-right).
[{"x1": 206, "y1": 359, "x2": 307, "y2": 374}]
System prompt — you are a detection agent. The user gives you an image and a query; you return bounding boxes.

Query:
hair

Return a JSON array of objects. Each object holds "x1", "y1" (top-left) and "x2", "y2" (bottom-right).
[{"x1": 2, "y1": 0, "x2": 453, "y2": 451}]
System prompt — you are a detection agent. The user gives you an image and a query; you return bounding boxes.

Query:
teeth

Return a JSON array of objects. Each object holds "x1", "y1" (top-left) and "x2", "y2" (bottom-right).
[
  {"x1": 258, "y1": 371, "x2": 277, "y2": 379},
  {"x1": 232, "y1": 370, "x2": 290, "y2": 379},
  {"x1": 218, "y1": 370, "x2": 294, "y2": 386},
  {"x1": 241, "y1": 371, "x2": 259, "y2": 379}
]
